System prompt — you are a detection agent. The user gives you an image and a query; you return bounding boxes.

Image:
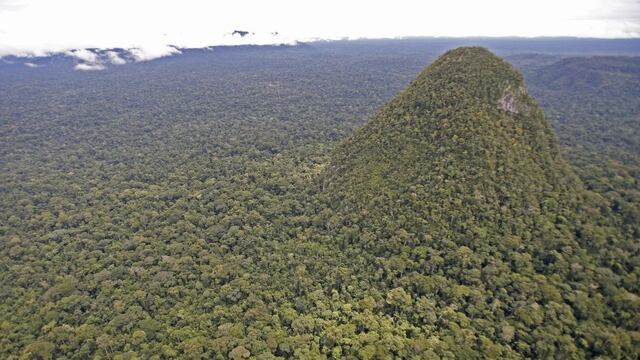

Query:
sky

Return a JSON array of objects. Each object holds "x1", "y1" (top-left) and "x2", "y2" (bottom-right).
[{"x1": 0, "y1": 0, "x2": 639, "y2": 61}]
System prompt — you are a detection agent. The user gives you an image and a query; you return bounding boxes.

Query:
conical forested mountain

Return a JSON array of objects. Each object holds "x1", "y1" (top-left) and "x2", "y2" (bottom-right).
[
  {"x1": 327, "y1": 47, "x2": 590, "y2": 257},
  {"x1": 321, "y1": 47, "x2": 639, "y2": 358},
  {"x1": 328, "y1": 47, "x2": 581, "y2": 231}
]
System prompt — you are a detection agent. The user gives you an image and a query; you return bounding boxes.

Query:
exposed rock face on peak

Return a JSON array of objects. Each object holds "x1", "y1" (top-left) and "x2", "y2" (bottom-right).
[{"x1": 498, "y1": 85, "x2": 528, "y2": 114}]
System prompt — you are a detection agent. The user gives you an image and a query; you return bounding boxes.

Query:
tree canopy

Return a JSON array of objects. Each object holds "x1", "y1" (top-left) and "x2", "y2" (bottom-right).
[{"x1": 1, "y1": 42, "x2": 639, "y2": 359}]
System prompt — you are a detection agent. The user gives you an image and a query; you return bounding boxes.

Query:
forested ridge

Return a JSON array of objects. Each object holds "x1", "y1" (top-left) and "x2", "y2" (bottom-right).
[{"x1": 1, "y1": 41, "x2": 639, "y2": 359}]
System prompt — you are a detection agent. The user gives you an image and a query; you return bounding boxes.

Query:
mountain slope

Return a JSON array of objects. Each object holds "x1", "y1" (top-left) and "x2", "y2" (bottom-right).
[
  {"x1": 327, "y1": 47, "x2": 581, "y2": 241},
  {"x1": 323, "y1": 47, "x2": 639, "y2": 358}
]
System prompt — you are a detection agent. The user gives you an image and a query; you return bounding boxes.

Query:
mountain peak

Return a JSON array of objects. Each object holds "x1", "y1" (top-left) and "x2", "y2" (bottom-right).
[{"x1": 395, "y1": 46, "x2": 530, "y2": 116}]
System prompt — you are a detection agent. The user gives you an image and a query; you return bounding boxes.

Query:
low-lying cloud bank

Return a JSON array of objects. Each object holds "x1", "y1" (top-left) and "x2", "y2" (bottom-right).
[
  {"x1": 1, "y1": 31, "x2": 303, "y2": 71},
  {"x1": 65, "y1": 45, "x2": 183, "y2": 71}
]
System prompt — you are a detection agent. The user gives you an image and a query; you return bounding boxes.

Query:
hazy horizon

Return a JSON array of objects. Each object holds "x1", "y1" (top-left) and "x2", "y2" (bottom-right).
[{"x1": 1, "y1": 0, "x2": 638, "y2": 60}]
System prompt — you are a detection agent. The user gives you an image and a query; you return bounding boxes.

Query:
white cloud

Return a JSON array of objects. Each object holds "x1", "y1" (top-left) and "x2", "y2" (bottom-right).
[
  {"x1": 0, "y1": 0, "x2": 637, "y2": 58},
  {"x1": 66, "y1": 48, "x2": 106, "y2": 70},
  {"x1": 127, "y1": 45, "x2": 181, "y2": 62},
  {"x1": 74, "y1": 62, "x2": 106, "y2": 71},
  {"x1": 106, "y1": 51, "x2": 126, "y2": 65},
  {"x1": 66, "y1": 48, "x2": 99, "y2": 63}
]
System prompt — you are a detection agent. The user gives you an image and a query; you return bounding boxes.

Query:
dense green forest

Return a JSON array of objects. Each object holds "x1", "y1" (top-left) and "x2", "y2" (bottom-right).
[{"x1": 1, "y1": 41, "x2": 639, "y2": 359}]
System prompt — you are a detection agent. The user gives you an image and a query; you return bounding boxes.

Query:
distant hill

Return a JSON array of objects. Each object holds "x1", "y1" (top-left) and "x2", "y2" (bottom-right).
[
  {"x1": 522, "y1": 56, "x2": 640, "y2": 165},
  {"x1": 529, "y1": 56, "x2": 640, "y2": 96}
]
